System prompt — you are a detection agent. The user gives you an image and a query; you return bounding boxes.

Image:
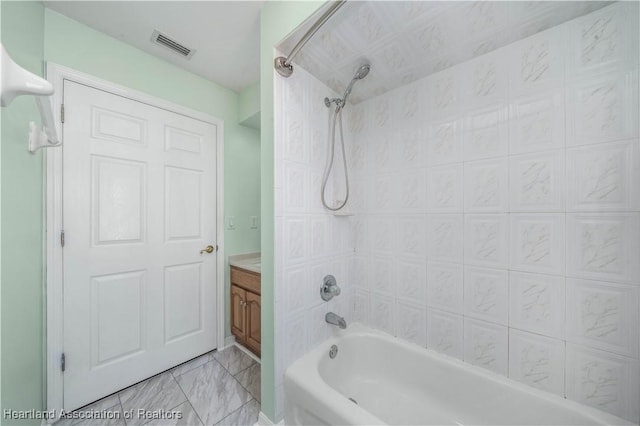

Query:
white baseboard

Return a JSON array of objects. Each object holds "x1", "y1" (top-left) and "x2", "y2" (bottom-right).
[
  {"x1": 256, "y1": 411, "x2": 272, "y2": 425},
  {"x1": 223, "y1": 335, "x2": 236, "y2": 348},
  {"x1": 256, "y1": 411, "x2": 283, "y2": 426},
  {"x1": 233, "y1": 342, "x2": 261, "y2": 364}
]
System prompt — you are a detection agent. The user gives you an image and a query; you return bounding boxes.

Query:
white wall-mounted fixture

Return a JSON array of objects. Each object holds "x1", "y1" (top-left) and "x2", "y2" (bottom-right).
[{"x1": 1, "y1": 44, "x2": 60, "y2": 153}]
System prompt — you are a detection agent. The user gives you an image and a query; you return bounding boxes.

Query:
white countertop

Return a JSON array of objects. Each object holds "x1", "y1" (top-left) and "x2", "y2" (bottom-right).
[{"x1": 229, "y1": 252, "x2": 261, "y2": 274}]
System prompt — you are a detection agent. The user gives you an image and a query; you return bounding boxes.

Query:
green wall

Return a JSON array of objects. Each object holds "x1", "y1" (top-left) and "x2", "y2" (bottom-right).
[
  {"x1": 1, "y1": 5, "x2": 260, "y2": 420},
  {"x1": 238, "y1": 81, "x2": 261, "y2": 129},
  {"x1": 1, "y1": 1, "x2": 46, "y2": 424},
  {"x1": 259, "y1": 1, "x2": 323, "y2": 421}
]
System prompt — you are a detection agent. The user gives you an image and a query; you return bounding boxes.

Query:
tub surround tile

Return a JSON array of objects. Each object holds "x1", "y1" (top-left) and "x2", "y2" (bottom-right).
[
  {"x1": 235, "y1": 363, "x2": 261, "y2": 403},
  {"x1": 285, "y1": 313, "x2": 307, "y2": 368},
  {"x1": 464, "y1": 158, "x2": 508, "y2": 212},
  {"x1": 397, "y1": 260, "x2": 427, "y2": 304},
  {"x1": 427, "y1": 309, "x2": 464, "y2": 360},
  {"x1": 427, "y1": 215, "x2": 463, "y2": 263},
  {"x1": 566, "y1": 70, "x2": 638, "y2": 147},
  {"x1": 398, "y1": 216, "x2": 427, "y2": 257},
  {"x1": 176, "y1": 359, "x2": 251, "y2": 426},
  {"x1": 509, "y1": 150, "x2": 565, "y2": 211},
  {"x1": 214, "y1": 399, "x2": 260, "y2": 426},
  {"x1": 119, "y1": 372, "x2": 187, "y2": 426},
  {"x1": 396, "y1": 301, "x2": 427, "y2": 347},
  {"x1": 567, "y1": 139, "x2": 640, "y2": 212},
  {"x1": 566, "y1": 344, "x2": 640, "y2": 422},
  {"x1": 427, "y1": 262, "x2": 463, "y2": 314},
  {"x1": 568, "y1": 2, "x2": 638, "y2": 75},
  {"x1": 427, "y1": 119, "x2": 463, "y2": 166},
  {"x1": 310, "y1": 217, "x2": 330, "y2": 258},
  {"x1": 369, "y1": 256, "x2": 396, "y2": 296},
  {"x1": 566, "y1": 279, "x2": 639, "y2": 358},
  {"x1": 354, "y1": 289, "x2": 370, "y2": 324},
  {"x1": 463, "y1": 267, "x2": 508, "y2": 325},
  {"x1": 398, "y1": 169, "x2": 427, "y2": 211},
  {"x1": 464, "y1": 214, "x2": 508, "y2": 269},
  {"x1": 509, "y1": 272, "x2": 565, "y2": 339},
  {"x1": 567, "y1": 213, "x2": 640, "y2": 284},
  {"x1": 463, "y1": 105, "x2": 509, "y2": 161},
  {"x1": 508, "y1": 93, "x2": 565, "y2": 155},
  {"x1": 212, "y1": 346, "x2": 256, "y2": 376},
  {"x1": 307, "y1": 303, "x2": 329, "y2": 350},
  {"x1": 464, "y1": 318, "x2": 508, "y2": 376},
  {"x1": 284, "y1": 267, "x2": 309, "y2": 316},
  {"x1": 368, "y1": 216, "x2": 397, "y2": 255},
  {"x1": 283, "y1": 217, "x2": 307, "y2": 263},
  {"x1": 427, "y1": 164, "x2": 463, "y2": 212},
  {"x1": 283, "y1": 163, "x2": 307, "y2": 212},
  {"x1": 461, "y1": 50, "x2": 508, "y2": 107},
  {"x1": 509, "y1": 26, "x2": 565, "y2": 94},
  {"x1": 370, "y1": 293, "x2": 396, "y2": 336},
  {"x1": 509, "y1": 330, "x2": 565, "y2": 397},
  {"x1": 509, "y1": 214, "x2": 566, "y2": 276}
]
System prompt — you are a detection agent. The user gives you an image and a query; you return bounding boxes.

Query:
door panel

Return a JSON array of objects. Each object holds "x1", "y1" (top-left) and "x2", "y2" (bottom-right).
[
  {"x1": 231, "y1": 285, "x2": 246, "y2": 341},
  {"x1": 92, "y1": 156, "x2": 146, "y2": 245},
  {"x1": 164, "y1": 263, "x2": 203, "y2": 343},
  {"x1": 63, "y1": 81, "x2": 218, "y2": 410},
  {"x1": 165, "y1": 166, "x2": 202, "y2": 241},
  {"x1": 246, "y1": 292, "x2": 261, "y2": 356}
]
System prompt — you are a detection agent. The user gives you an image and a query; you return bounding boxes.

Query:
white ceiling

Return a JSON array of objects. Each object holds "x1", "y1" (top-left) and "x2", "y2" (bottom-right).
[
  {"x1": 44, "y1": 1, "x2": 264, "y2": 93},
  {"x1": 279, "y1": 1, "x2": 612, "y2": 103}
]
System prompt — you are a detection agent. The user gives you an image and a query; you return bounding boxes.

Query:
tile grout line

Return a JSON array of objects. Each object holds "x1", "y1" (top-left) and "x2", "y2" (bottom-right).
[
  {"x1": 172, "y1": 373, "x2": 206, "y2": 426},
  {"x1": 234, "y1": 365, "x2": 261, "y2": 403},
  {"x1": 231, "y1": 360, "x2": 258, "y2": 379},
  {"x1": 214, "y1": 398, "x2": 258, "y2": 426}
]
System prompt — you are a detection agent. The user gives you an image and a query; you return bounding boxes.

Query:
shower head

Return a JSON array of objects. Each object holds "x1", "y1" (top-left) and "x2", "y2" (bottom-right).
[
  {"x1": 353, "y1": 64, "x2": 370, "y2": 80},
  {"x1": 341, "y1": 64, "x2": 370, "y2": 105}
]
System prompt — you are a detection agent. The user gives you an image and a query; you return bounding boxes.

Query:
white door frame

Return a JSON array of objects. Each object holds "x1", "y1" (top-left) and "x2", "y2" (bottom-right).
[{"x1": 45, "y1": 63, "x2": 225, "y2": 414}]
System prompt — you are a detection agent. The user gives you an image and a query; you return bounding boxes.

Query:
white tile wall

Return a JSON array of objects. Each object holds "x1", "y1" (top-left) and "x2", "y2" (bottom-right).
[
  {"x1": 275, "y1": 2, "x2": 639, "y2": 423},
  {"x1": 274, "y1": 64, "x2": 355, "y2": 414},
  {"x1": 342, "y1": 3, "x2": 638, "y2": 422}
]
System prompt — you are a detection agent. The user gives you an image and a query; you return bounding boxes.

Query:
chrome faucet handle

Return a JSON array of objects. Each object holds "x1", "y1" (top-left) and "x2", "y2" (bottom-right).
[{"x1": 320, "y1": 275, "x2": 341, "y2": 301}]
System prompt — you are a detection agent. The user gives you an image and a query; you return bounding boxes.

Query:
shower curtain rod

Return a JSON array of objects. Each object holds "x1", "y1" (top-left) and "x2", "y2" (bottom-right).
[{"x1": 274, "y1": 0, "x2": 346, "y2": 78}]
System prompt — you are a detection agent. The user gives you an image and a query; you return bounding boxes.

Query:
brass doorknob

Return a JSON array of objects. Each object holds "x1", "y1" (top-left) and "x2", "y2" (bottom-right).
[{"x1": 200, "y1": 245, "x2": 215, "y2": 254}]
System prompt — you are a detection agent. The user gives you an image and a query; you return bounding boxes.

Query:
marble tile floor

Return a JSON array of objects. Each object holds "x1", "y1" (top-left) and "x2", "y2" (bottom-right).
[{"x1": 56, "y1": 345, "x2": 260, "y2": 426}]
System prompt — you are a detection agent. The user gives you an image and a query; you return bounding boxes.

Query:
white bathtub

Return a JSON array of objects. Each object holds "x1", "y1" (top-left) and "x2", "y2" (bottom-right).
[{"x1": 284, "y1": 324, "x2": 632, "y2": 425}]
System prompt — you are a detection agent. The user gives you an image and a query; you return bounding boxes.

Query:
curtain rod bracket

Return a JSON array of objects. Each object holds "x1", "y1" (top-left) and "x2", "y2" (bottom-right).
[
  {"x1": 274, "y1": 57, "x2": 293, "y2": 78},
  {"x1": 274, "y1": 0, "x2": 346, "y2": 78}
]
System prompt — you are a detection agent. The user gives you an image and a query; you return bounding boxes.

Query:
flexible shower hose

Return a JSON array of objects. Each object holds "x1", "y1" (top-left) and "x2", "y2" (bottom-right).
[{"x1": 321, "y1": 105, "x2": 349, "y2": 211}]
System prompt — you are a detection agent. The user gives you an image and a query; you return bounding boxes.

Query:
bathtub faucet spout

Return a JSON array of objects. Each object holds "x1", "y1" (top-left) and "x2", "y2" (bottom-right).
[{"x1": 326, "y1": 312, "x2": 347, "y2": 329}]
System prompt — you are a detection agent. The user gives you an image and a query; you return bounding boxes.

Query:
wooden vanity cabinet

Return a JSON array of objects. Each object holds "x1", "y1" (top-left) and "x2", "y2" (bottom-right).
[
  {"x1": 245, "y1": 291, "x2": 261, "y2": 355},
  {"x1": 230, "y1": 266, "x2": 261, "y2": 357}
]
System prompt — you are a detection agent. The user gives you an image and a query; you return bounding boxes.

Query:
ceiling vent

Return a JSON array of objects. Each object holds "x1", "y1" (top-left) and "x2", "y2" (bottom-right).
[{"x1": 151, "y1": 30, "x2": 195, "y2": 59}]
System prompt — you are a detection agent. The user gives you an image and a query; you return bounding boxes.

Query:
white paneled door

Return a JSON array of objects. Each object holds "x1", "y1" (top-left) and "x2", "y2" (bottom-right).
[{"x1": 62, "y1": 81, "x2": 218, "y2": 410}]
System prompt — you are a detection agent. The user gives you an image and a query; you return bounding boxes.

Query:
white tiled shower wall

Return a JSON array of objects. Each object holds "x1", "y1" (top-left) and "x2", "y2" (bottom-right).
[
  {"x1": 274, "y1": 64, "x2": 356, "y2": 419},
  {"x1": 275, "y1": 2, "x2": 640, "y2": 423},
  {"x1": 344, "y1": 3, "x2": 639, "y2": 422}
]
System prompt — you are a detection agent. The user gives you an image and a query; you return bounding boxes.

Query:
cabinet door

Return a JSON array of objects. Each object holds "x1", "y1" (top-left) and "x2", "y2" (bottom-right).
[
  {"x1": 231, "y1": 285, "x2": 246, "y2": 343},
  {"x1": 245, "y1": 291, "x2": 261, "y2": 356}
]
